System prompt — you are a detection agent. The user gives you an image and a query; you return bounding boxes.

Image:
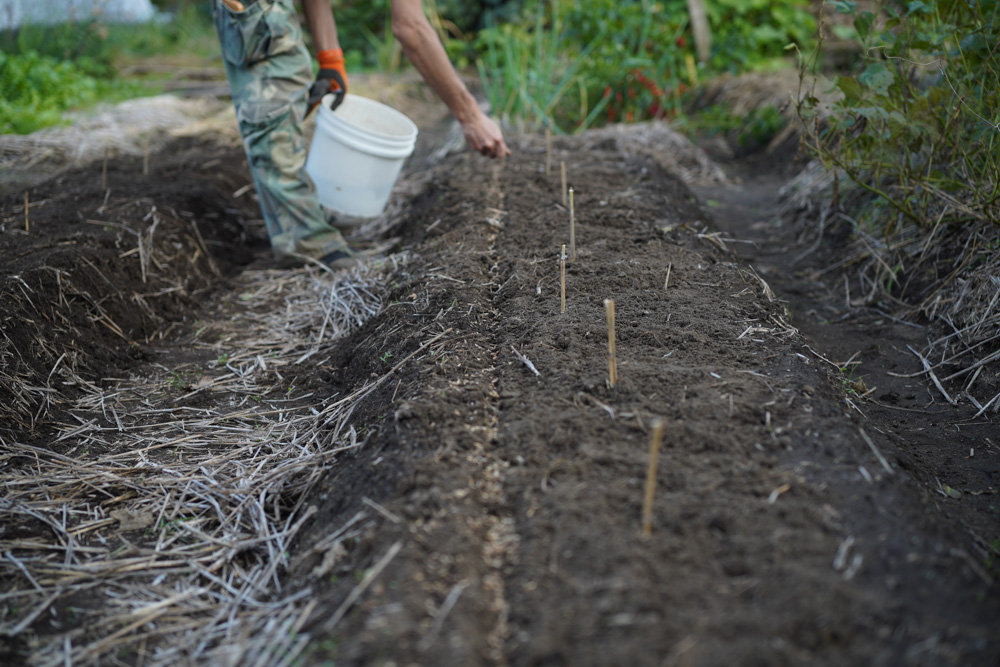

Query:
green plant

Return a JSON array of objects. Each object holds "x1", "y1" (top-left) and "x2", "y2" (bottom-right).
[
  {"x1": 705, "y1": 0, "x2": 816, "y2": 73},
  {"x1": 167, "y1": 369, "x2": 185, "y2": 389},
  {"x1": 476, "y1": 0, "x2": 815, "y2": 132},
  {"x1": 0, "y1": 51, "x2": 100, "y2": 134},
  {"x1": 476, "y1": 4, "x2": 609, "y2": 133},
  {"x1": 798, "y1": 0, "x2": 1000, "y2": 234},
  {"x1": 679, "y1": 103, "x2": 785, "y2": 148},
  {"x1": 0, "y1": 7, "x2": 217, "y2": 134},
  {"x1": 557, "y1": 0, "x2": 689, "y2": 124}
]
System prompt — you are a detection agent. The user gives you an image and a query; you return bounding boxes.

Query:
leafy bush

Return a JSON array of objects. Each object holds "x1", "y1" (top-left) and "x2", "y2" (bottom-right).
[
  {"x1": 798, "y1": 0, "x2": 999, "y2": 232},
  {"x1": 0, "y1": 51, "x2": 100, "y2": 134}
]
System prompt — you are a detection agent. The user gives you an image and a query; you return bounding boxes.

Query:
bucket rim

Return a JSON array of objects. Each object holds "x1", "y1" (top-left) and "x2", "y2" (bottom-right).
[{"x1": 319, "y1": 93, "x2": 418, "y2": 142}]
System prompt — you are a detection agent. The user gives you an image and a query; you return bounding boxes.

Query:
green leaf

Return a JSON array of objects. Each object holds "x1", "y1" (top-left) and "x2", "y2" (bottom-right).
[
  {"x1": 829, "y1": 1, "x2": 857, "y2": 15},
  {"x1": 854, "y1": 11, "x2": 876, "y2": 40},
  {"x1": 836, "y1": 76, "x2": 864, "y2": 103},
  {"x1": 859, "y1": 62, "x2": 895, "y2": 95}
]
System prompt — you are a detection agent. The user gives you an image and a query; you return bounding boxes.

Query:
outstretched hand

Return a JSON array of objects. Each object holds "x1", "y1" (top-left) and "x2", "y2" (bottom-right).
[{"x1": 462, "y1": 112, "x2": 510, "y2": 159}]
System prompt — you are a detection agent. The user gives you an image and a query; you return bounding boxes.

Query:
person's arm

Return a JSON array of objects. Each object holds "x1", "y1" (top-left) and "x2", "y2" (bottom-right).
[
  {"x1": 301, "y1": 0, "x2": 347, "y2": 113},
  {"x1": 300, "y1": 0, "x2": 340, "y2": 51},
  {"x1": 391, "y1": 0, "x2": 509, "y2": 158}
]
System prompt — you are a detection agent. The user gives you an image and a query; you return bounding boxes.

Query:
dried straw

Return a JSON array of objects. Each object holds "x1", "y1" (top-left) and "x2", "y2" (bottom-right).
[{"x1": 0, "y1": 258, "x2": 405, "y2": 665}]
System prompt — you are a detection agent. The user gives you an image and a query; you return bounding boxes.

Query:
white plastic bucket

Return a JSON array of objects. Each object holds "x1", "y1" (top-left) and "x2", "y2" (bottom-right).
[{"x1": 305, "y1": 94, "x2": 418, "y2": 220}]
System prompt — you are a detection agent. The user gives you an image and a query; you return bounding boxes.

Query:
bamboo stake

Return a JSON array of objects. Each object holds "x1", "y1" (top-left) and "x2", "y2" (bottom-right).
[
  {"x1": 605, "y1": 299, "x2": 617, "y2": 386},
  {"x1": 545, "y1": 128, "x2": 552, "y2": 176},
  {"x1": 143, "y1": 134, "x2": 151, "y2": 176},
  {"x1": 560, "y1": 244, "x2": 566, "y2": 313},
  {"x1": 24, "y1": 191, "x2": 29, "y2": 232},
  {"x1": 642, "y1": 418, "x2": 665, "y2": 537},
  {"x1": 560, "y1": 161, "x2": 567, "y2": 206},
  {"x1": 102, "y1": 148, "x2": 108, "y2": 190},
  {"x1": 664, "y1": 262, "x2": 672, "y2": 290},
  {"x1": 569, "y1": 187, "x2": 576, "y2": 261}
]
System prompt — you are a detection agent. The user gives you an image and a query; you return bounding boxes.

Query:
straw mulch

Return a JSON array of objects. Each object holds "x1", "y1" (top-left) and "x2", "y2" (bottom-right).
[
  {"x1": 779, "y1": 164, "x2": 1000, "y2": 413},
  {"x1": 0, "y1": 259, "x2": 401, "y2": 665}
]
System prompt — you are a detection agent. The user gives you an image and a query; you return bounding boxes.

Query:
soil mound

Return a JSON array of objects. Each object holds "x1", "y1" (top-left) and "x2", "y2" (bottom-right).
[{"x1": 0, "y1": 120, "x2": 997, "y2": 666}]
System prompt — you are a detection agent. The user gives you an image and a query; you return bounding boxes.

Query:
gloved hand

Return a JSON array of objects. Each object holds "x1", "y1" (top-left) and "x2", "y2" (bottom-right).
[{"x1": 307, "y1": 48, "x2": 347, "y2": 116}]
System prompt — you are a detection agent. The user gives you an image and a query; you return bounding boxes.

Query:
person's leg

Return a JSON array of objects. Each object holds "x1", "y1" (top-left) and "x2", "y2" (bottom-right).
[{"x1": 211, "y1": 0, "x2": 351, "y2": 263}]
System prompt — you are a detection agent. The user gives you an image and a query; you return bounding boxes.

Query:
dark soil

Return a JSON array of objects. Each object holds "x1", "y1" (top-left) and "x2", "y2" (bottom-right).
[
  {"x1": 1, "y1": 115, "x2": 997, "y2": 666},
  {"x1": 0, "y1": 137, "x2": 264, "y2": 440}
]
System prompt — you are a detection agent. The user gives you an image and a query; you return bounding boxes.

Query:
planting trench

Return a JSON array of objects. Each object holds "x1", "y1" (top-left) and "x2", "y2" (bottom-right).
[{"x1": 1, "y1": 122, "x2": 998, "y2": 665}]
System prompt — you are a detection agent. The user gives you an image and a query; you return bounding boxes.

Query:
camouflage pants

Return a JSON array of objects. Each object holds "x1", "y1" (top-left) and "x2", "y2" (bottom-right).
[{"x1": 211, "y1": 0, "x2": 346, "y2": 262}]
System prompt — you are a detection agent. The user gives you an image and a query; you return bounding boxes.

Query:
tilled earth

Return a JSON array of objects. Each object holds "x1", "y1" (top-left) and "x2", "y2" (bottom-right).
[{"x1": 1, "y1": 124, "x2": 998, "y2": 666}]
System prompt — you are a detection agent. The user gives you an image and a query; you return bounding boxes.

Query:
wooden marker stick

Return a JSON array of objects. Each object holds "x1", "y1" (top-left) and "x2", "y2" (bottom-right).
[
  {"x1": 642, "y1": 418, "x2": 665, "y2": 538},
  {"x1": 560, "y1": 161, "x2": 567, "y2": 207},
  {"x1": 102, "y1": 148, "x2": 108, "y2": 190},
  {"x1": 545, "y1": 128, "x2": 552, "y2": 176},
  {"x1": 605, "y1": 299, "x2": 617, "y2": 386},
  {"x1": 560, "y1": 244, "x2": 567, "y2": 313},
  {"x1": 664, "y1": 262, "x2": 672, "y2": 290},
  {"x1": 569, "y1": 187, "x2": 576, "y2": 261},
  {"x1": 143, "y1": 134, "x2": 151, "y2": 176},
  {"x1": 24, "y1": 191, "x2": 29, "y2": 232}
]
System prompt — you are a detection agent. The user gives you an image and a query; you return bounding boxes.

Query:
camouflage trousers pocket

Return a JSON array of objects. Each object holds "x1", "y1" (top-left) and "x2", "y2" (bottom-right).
[{"x1": 214, "y1": 0, "x2": 296, "y2": 69}]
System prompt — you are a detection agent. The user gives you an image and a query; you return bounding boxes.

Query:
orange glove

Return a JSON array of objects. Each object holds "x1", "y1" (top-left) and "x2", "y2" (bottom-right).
[{"x1": 307, "y1": 48, "x2": 347, "y2": 116}]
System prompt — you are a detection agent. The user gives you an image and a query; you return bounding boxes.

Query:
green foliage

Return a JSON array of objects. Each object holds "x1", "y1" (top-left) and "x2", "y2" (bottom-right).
[
  {"x1": 475, "y1": 5, "x2": 610, "y2": 133},
  {"x1": 0, "y1": 8, "x2": 215, "y2": 134},
  {"x1": 798, "y1": 0, "x2": 1000, "y2": 232},
  {"x1": 475, "y1": 0, "x2": 816, "y2": 132},
  {"x1": 705, "y1": 0, "x2": 816, "y2": 72},
  {"x1": 680, "y1": 104, "x2": 785, "y2": 148},
  {"x1": 1, "y1": 7, "x2": 217, "y2": 71},
  {"x1": 333, "y1": 0, "x2": 484, "y2": 67},
  {"x1": 0, "y1": 51, "x2": 100, "y2": 134},
  {"x1": 557, "y1": 0, "x2": 687, "y2": 125}
]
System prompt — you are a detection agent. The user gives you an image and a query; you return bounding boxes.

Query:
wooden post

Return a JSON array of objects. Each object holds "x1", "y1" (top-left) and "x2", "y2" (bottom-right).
[
  {"x1": 560, "y1": 244, "x2": 567, "y2": 313},
  {"x1": 24, "y1": 191, "x2": 29, "y2": 232},
  {"x1": 102, "y1": 147, "x2": 108, "y2": 190},
  {"x1": 642, "y1": 418, "x2": 665, "y2": 537},
  {"x1": 545, "y1": 127, "x2": 552, "y2": 176},
  {"x1": 560, "y1": 161, "x2": 567, "y2": 207},
  {"x1": 686, "y1": 0, "x2": 712, "y2": 64},
  {"x1": 569, "y1": 187, "x2": 576, "y2": 261},
  {"x1": 143, "y1": 134, "x2": 151, "y2": 176},
  {"x1": 605, "y1": 299, "x2": 617, "y2": 386}
]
